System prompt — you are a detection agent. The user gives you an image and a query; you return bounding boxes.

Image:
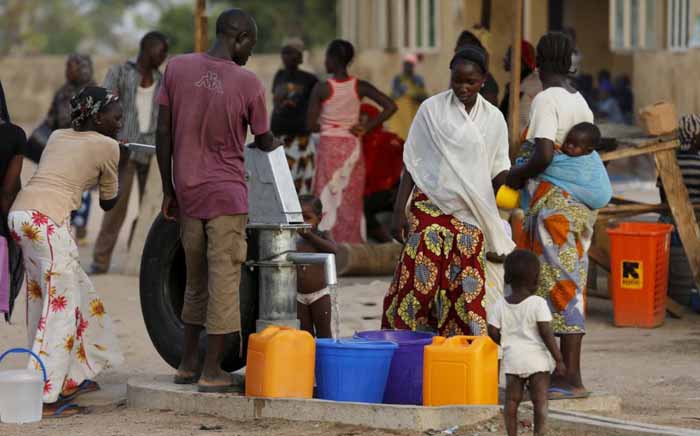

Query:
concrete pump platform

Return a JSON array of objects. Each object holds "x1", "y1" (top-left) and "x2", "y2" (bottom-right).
[{"x1": 127, "y1": 375, "x2": 623, "y2": 431}]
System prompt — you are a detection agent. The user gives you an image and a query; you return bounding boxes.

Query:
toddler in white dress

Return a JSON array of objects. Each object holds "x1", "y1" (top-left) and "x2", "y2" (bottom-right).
[{"x1": 487, "y1": 249, "x2": 565, "y2": 436}]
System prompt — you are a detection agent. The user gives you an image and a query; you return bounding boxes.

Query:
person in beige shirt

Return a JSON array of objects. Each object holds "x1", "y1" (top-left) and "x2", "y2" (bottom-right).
[{"x1": 9, "y1": 86, "x2": 124, "y2": 417}]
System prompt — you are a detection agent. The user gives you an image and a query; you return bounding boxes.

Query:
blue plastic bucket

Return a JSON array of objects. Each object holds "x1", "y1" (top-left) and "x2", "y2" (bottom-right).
[
  {"x1": 315, "y1": 339, "x2": 398, "y2": 403},
  {"x1": 355, "y1": 330, "x2": 434, "y2": 405}
]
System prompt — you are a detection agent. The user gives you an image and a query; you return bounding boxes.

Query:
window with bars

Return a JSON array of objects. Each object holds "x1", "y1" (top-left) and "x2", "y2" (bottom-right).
[
  {"x1": 396, "y1": 0, "x2": 440, "y2": 51},
  {"x1": 668, "y1": 0, "x2": 690, "y2": 49},
  {"x1": 669, "y1": 0, "x2": 700, "y2": 48},
  {"x1": 340, "y1": 0, "x2": 440, "y2": 52},
  {"x1": 610, "y1": 0, "x2": 658, "y2": 50},
  {"x1": 610, "y1": 0, "x2": 700, "y2": 51}
]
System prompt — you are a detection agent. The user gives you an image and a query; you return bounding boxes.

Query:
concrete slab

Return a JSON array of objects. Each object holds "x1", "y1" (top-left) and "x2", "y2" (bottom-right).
[
  {"x1": 79, "y1": 383, "x2": 127, "y2": 408},
  {"x1": 127, "y1": 375, "x2": 499, "y2": 431},
  {"x1": 548, "y1": 392, "x2": 623, "y2": 414},
  {"x1": 498, "y1": 387, "x2": 623, "y2": 414}
]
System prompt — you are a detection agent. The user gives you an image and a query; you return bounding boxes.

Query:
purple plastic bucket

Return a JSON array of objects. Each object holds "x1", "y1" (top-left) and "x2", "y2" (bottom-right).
[{"x1": 355, "y1": 330, "x2": 434, "y2": 405}]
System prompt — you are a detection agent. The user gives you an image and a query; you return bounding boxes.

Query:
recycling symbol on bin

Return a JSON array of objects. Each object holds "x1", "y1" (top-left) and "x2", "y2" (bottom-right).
[{"x1": 621, "y1": 260, "x2": 643, "y2": 289}]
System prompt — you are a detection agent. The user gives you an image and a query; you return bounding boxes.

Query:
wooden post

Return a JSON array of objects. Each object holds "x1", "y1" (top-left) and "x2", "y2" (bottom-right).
[
  {"x1": 654, "y1": 148, "x2": 700, "y2": 288},
  {"x1": 508, "y1": 0, "x2": 523, "y2": 159},
  {"x1": 195, "y1": 0, "x2": 208, "y2": 52}
]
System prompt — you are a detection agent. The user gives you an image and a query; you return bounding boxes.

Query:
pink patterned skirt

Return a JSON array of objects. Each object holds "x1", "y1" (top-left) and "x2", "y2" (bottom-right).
[{"x1": 313, "y1": 135, "x2": 365, "y2": 243}]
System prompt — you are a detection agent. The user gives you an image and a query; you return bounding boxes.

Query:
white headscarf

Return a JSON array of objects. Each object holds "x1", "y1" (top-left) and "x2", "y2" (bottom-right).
[{"x1": 404, "y1": 90, "x2": 515, "y2": 304}]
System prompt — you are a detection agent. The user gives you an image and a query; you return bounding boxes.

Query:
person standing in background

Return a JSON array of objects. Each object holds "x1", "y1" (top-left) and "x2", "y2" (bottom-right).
[
  {"x1": 360, "y1": 103, "x2": 404, "y2": 243},
  {"x1": 307, "y1": 39, "x2": 397, "y2": 244},
  {"x1": 500, "y1": 41, "x2": 542, "y2": 135},
  {"x1": 271, "y1": 37, "x2": 318, "y2": 194},
  {"x1": 564, "y1": 27, "x2": 583, "y2": 77},
  {"x1": 25, "y1": 54, "x2": 95, "y2": 244},
  {"x1": 27, "y1": 54, "x2": 95, "y2": 163},
  {"x1": 90, "y1": 31, "x2": 169, "y2": 275},
  {"x1": 386, "y1": 54, "x2": 427, "y2": 140}
]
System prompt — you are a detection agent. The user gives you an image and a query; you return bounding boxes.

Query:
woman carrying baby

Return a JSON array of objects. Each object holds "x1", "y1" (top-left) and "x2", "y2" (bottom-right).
[{"x1": 506, "y1": 32, "x2": 611, "y2": 400}]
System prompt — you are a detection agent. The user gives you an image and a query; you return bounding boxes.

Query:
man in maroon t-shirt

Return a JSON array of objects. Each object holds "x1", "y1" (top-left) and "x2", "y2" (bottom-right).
[{"x1": 156, "y1": 8, "x2": 279, "y2": 392}]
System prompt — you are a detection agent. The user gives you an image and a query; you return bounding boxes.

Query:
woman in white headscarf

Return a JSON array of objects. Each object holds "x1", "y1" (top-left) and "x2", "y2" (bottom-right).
[{"x1": 381, "y1": 46, "x2": 514, "y2": 336}]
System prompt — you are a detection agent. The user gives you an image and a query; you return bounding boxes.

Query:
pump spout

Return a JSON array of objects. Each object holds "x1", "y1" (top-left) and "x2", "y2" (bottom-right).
[{"x1": 285, "y1": 252, "x2": 338, "y2": 287}]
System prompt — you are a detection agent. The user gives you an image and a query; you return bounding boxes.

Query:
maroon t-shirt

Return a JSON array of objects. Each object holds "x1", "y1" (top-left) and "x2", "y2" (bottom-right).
[{"x1": 157, "y1": 53, "x2": 269, "y2": 219}]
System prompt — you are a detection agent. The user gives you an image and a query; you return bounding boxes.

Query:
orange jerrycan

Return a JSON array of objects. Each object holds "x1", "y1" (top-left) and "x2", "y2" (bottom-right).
[
  {"x1": 423, "y1": 336, "x2": 498, "y2": 406},
  {"x1": 245, "y1": 326, "x2": 315, "y2": 398}
]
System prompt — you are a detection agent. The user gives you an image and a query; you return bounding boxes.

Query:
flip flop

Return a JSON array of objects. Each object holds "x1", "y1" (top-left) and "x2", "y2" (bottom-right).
[
  {"x1": 43, "y1": 402, "x2": 86, "y2": 419},
  {"x1": 58, "y1": 380, "x2": 100, "y2": 403},
  {"x1": 173, "y1": 371, "x2": 200, "y2": 385},
  {"x1": 548, "y1": 387, "x2": 591, "y2": 400}
]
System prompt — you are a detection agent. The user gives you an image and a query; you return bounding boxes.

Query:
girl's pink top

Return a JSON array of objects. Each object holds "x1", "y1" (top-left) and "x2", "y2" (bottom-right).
[{"x1": 320, "y1": 77, "x2": 360, "y2": 138}]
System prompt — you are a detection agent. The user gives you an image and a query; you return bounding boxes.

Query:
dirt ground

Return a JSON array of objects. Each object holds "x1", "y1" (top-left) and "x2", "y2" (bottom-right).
[
  {"x1": 2, "y1": 271, "x2": 699, "y2": 435},
  {"x1": 2, "y1": 407, "x2": 637, "y2": 436},
  {"x1": 1, "y1": 161, "x2": 699, "y2": 435}
]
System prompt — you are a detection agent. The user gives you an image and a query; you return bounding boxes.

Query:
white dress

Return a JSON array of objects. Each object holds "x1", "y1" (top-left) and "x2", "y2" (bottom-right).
[{"x1": 487, "y1": 295, "x2": 555, "y2": 378}]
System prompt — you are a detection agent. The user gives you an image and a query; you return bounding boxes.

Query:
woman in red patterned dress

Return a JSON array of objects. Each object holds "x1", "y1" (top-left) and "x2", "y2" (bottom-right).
[{"x1": 381, "y1": 46, "x2": 514, "y2": 336}]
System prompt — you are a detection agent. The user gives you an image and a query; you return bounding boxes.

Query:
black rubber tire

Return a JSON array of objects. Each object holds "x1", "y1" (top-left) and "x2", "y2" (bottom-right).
[{"x1": 139, "y1": 213, "x2": 259, "y2": 372}]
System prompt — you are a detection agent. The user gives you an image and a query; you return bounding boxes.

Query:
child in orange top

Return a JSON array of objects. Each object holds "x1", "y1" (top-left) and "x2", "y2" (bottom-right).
[{"x1": 296, "y1": 195, "x2": 338, "y2": 338}]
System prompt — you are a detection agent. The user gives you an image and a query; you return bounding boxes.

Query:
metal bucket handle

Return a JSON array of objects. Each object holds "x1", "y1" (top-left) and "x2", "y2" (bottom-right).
[{"x1": 0, "y1": 348, "x2": 48, "y2": 382}]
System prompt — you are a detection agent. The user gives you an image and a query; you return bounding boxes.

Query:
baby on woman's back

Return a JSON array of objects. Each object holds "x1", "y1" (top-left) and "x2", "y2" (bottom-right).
[{"x1": 540, "y1": 122, "x2": 612, "y2": 210}]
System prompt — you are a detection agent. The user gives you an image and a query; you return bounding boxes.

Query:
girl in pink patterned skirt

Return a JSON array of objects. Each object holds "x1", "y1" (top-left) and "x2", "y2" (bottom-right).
[{"x1": 307, "y1": 39, "x2": 396, "y2": 243}]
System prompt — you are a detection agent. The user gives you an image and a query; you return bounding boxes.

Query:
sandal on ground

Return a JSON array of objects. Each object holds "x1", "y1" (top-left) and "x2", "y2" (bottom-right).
[
  {"x1": 58, "y1": 380, "x2": 100, "y2": 403},
  {"x1": 43, "y1": 402, "x2": 87, "y2": 419},
  {"x1": 548, "y1": 387, "x2": 591, "y2": 400}
]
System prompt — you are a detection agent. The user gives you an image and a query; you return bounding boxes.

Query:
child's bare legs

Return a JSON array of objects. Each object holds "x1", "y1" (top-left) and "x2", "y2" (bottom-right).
[
  {"x1": 311, "y1": 294, "x2": 332, "y2": 338},
  {"x1": 528, "y1": 372, "x2": 551, "y2": 436},
  {"x1": 504, "y1": 375, "x2": 525, "y2": 436},
  {"x1": 297, "y1": 301, "x2": 315, "y2": 336}
]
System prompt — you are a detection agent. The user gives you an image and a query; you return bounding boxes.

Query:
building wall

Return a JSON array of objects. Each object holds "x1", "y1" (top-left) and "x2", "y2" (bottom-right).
[
  {"x1": 633, "y1": 50, "x2": 700, "y2": 115},
  {"x1": 335, "y1": 0, "x2": 553, "y2": 103},
  {"x1": 488, "y1": 0, "x2": 547, "y2": 98},
  {"x1": 1, "y1": 56, "x2": 120, "y2": 126},
  {"x1": 562, "y1": 0, "x2": 633, "y2": 79}
]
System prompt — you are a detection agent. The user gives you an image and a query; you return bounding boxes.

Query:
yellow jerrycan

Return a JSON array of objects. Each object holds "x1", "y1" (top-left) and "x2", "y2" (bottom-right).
[
  {"x1": 245, "y1": 326, "x2": 315, "y2": 398},
  {"x1": 423, "y1": 335, "x2": 498, "y2": 406}
]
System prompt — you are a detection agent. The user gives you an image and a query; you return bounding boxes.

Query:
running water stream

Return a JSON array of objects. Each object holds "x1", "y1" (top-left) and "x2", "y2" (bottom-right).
[{"x1": 329, "y1": 284, "x2": 340, "y2": 341}]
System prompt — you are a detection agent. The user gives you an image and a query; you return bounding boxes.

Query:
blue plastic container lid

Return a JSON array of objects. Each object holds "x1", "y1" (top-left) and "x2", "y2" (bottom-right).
[
  {"x1": 316, "y1": 338, "x2": 398, "y2": 350},
  {"x1": 354, "y1": 330, "x2": 434, "y2": 345}
]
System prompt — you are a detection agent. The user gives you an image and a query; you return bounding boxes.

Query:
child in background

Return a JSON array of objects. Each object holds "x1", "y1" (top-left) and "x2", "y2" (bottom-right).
[
  {"x1": 296, "y1": 195, "x2": 338, "y2": 338},
  {"x1": 487, "y1": 250, "x2": 565, "y2": 436}
]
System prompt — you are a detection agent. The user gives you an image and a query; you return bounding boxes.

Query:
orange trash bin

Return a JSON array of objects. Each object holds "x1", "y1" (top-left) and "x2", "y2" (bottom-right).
[
  {"x1": 423, "y1": 336, "x2": 498, "y2": 406},
  {"x1": 607, "y1": 222, "x2": 673, "y2": 328},
  {"x1": 245, "y1": 326, "x2": 315, "y2": 398}
]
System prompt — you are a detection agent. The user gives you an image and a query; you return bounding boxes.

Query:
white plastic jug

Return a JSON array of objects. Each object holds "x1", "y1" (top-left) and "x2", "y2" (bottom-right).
[{"x1": 0, "y1": 348, "x2": 47, "y2": 424}]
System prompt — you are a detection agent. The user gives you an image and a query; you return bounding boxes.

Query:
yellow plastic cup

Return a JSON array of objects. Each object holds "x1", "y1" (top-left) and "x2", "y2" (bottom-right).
[{"x1": 496, "y1": 185, "x2": 520, "y2": 210}]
